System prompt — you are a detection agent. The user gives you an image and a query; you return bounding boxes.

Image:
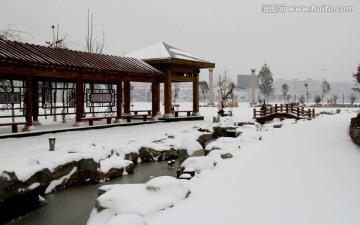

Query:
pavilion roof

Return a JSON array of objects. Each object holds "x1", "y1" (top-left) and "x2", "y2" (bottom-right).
[
  {"x1": 126, "y1": 42, "x2": 215, "y2": 69},
  {"x1": 0, "y1": 39, "x2": 163, "y2": 78}
]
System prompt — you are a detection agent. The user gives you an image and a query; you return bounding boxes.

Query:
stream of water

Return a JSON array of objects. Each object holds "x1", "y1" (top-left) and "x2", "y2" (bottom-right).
[{"x1": 5, "y1": 161, "x2": 178, "y2": 225}]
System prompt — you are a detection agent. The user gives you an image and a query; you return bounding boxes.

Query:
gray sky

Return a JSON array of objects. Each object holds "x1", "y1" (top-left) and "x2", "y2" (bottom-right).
[{"x1": 1, "y1": 0, "x2": 359, "y2": 82}]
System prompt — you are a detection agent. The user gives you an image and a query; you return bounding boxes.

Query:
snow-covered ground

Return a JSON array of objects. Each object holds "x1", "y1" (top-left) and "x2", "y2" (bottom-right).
[
  {"x1": 2, "y1": 103, "x2": 360, "y2": 225},
  {"x1": 144, "y1": 108, "x2": 360, "y2": 225}
]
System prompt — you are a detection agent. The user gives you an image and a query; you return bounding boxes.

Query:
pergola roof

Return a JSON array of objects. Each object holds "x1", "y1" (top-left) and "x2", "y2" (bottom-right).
[
  {"x1": 0, "y1": 39, "x2": 163, "y2": 78},
  {"x1": 126, "y1": 42, "x2": 215, "y2": 69}
]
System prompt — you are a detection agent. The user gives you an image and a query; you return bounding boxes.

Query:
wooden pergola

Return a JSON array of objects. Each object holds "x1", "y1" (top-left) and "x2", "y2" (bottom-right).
[
  {"x1": 0, "y1": 39, "x2": 164, "y2": 131},
  {"x1": 126, "y1": 42, "x2": 215, "y2": 118}
]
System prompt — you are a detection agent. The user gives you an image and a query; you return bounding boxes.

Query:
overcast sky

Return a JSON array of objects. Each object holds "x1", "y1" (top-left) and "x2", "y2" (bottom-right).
[{"x1": 1, "y1": 0, "x2": 359, "y2": 82}]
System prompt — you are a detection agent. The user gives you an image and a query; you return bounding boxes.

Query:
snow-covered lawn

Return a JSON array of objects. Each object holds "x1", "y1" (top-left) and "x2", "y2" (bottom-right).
[{"x1": 2, "y1": 103, "x2": 360, "y2": 225}]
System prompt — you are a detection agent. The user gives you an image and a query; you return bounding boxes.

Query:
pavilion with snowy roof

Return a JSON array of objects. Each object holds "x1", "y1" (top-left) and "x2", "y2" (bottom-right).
[
  {"x1": 0, "y1": 39, "x2": 164, "y2": 132},
  {"x1": 126, "y1": 42, "x2": 215, "y2": 118}
]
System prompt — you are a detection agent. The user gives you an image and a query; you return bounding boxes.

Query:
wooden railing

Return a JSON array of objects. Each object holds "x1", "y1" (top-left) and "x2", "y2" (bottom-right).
[{"x1": 253, "y1": 104, "x2": 315, "y2": 120}]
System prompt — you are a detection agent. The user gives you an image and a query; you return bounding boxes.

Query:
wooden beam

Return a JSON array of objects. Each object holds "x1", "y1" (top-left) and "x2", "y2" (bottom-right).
[
  {"x1": 0, "y1": 64, "x2": 163, "y2": 83},
  {"x1": 171, "y1": 75, "x2": 196, "y2": 82}
]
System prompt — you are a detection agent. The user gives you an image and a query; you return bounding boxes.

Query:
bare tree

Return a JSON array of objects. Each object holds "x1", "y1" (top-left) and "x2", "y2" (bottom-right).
[
  {"x1": 215, "y1": 68, "x2": 236, "y2": 115},
  {"x1": 332, "y1": 94, "x2": 338, "y2": 105},
  {"x1": 299, "y1": 95, "x2": 305, "y2": 105},
  {"x1": 215, "y1": 68, "x2": 236, "y2": 101},
  {"x1": 199, "y1": 81, "x2": 209, "y2": 106},
  {"x1": 85, "y1": 9, "x2": 105, "y2": 54},
  {"x1": 0, "y1": 24, "x2": 32, "y2": 42},
  {"x1": 286, "y1": 94, "x2": 291, "y2": 102},
  {"x1": 293, "y1": 94, "x2": 297, "y2": 103},
  {"x1": 321, "y1": 79, "x2": 331, "y2": 104},
  {"x1": 349, "y1": 92, "x2": 358, "y2": 106},
  {"x1": 172, "y1": 83, "x2": 180, "y2": 105},
  {"x1": 45, "y1": 24, "x2": 68, "y2": 48}
]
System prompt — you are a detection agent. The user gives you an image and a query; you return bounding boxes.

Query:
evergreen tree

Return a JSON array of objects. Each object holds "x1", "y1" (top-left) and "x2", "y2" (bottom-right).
[
  {"x1": 281, "y1": 83, "x2": 289, "y2": 102},
  {"x1": 314, "y1": 95, "x2": 321, "y2": 106},
  {"x1": 352, "y1": 64, "x2": 360, "y2": 92},
  {"x1": 258, "y1": 64, "x2": 274, "y2": 103}
]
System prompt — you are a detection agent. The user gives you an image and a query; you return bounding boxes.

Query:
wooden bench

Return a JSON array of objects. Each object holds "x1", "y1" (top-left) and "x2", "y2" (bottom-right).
[
  {"x1": 0, "y1": 122, "x2": 28, "y2": 133},
  {"x1": 121, "y1": 114, "x2": 152, "y2": 122},
  {"x1": 81, "y1": 116, "x2": 118, "y2": 126},
  {"x1": 173, "y1": 110, "x2": 193, "y2": 117},
  {"x1": 130, "y1": 110, "x2": 152, "y2": 115},
  {"x1": 81, "y1": 114, "x2": 152, "y2": 125}
]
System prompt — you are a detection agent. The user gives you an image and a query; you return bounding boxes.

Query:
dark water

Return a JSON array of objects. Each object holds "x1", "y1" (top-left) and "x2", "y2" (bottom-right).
[{"x1": 5, "y1": 161, "x2": 178, "y2": 225}]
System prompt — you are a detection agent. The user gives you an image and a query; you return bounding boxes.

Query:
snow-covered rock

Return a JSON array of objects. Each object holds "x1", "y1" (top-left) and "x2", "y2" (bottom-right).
[
  {"x1": 87, "y1": 176, "x2": 190, "y2": 225},
  {"x1": 180, "y1": 156, "x2": 216, "y2": 174}
]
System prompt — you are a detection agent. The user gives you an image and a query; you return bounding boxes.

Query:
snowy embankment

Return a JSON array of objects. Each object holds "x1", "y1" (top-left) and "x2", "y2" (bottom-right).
[
  {"x1": 88, "y1": 108, "x2": 360, "y2": 225},
  {"x1": 0, "y1": 122, "x2": 209, "y2": 212}
]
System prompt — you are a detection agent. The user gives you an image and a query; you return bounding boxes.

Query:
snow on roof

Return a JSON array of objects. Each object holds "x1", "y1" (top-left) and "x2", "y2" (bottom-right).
[{"x1": 126, "y1": 42, "x2": 211, "y2": 63}]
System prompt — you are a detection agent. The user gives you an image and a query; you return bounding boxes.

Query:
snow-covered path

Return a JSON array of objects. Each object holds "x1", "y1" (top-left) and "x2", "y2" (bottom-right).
[{"x1": 147, "y1": 112, "x2": 360, "y2": 225}]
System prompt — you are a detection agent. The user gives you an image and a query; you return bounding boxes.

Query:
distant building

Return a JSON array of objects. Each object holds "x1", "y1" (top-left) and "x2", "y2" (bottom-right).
[
  {"x1": 273, "y1": 78, "x2": 355, "y2": 103},
  {"x1": 237, "y1": 74, "x2": 260, "y2": 102}
]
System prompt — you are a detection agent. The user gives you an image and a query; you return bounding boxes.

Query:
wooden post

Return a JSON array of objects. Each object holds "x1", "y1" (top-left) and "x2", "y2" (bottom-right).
[
  {"x1": 302, "y1": 107, "x2": 304, "y2": 116},
  {"x1": 270, "y1": 106, "x2": 273, "y2": 114},
  {"x1": 117, "y1": 81, "x2": 123, "y2": 116},
  {"x1": 286, "y1": 104, "x2": 289, "y2": 113},
  {"x1": 155, "y1": 81, "x2": 161, "y2": 116},
  {"x1": 124, "y1": 81, "x2": 131, "y2": 115},
  {"x1": 192, "y1": 71, "x2": 200, "y2": 116},
  {"x1": 280, "y1": 104, "x2": 283, "y2": 112},
  {"x1": 312, "y1": 109, "x2": 315, "y2": 118},
  {"x1": 151, "y1": 81, "x2": 160, "y2": 119},
  {"x1": 275, "y1": 104, "x2": 278, "y2": 113},
  {"x1": 163, "y1": 68, "x2": 172, "y2": 118},
  {"x1": 253, "y1": 108, "x2": 256, "y2": 118},
  {"x1": 297, "y1": 107, "x2": 300, "y2": 117},
  {"x1": 114, "y1": 81, "x2": 123, "y2": 123},
  {"x1": 74, "y1": 79, "x2": 84, "y2": 126},
  {"x1": 308, "y1": 109, "x2": 311, "y2": 119},
  {"x1": 32, "y1": 79, "x2": 40, "y2": 125},
  {"x1": 208, "y1": 69, "x2": 214, "y2": 105},
  {"x1": 23, "y1": 76, "x2": 35, "y2": 131}
]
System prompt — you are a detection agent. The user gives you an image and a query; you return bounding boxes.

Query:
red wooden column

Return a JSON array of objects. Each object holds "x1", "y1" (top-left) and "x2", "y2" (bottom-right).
[
  {"x1": 192, "y1": 71, "x2": 200, "y2": 116},
  {"x1": 32, "y1": 79, "x2": 41, "y2": 126},
  {"x1": 163, "y1": 69, "x2": 172, "y2": 118},
  {"x1": 23, "y1": 76, "x2": 35, "y2": 131},
  {"x1": 123, "y1": 81, "x2": 131, "y2": 115},
  {"x1": 151, "y1": 81, "x2": 160, "y2": 119},
  {"x1": 115, "y1": 81, "x2": 123, "y2": 123},
  {"x1": 74, "y1": 79, "x2": 84, "y2": 126},
  {"x1": 155, "y1": 81, "x2": 161, "y2": 116}
]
